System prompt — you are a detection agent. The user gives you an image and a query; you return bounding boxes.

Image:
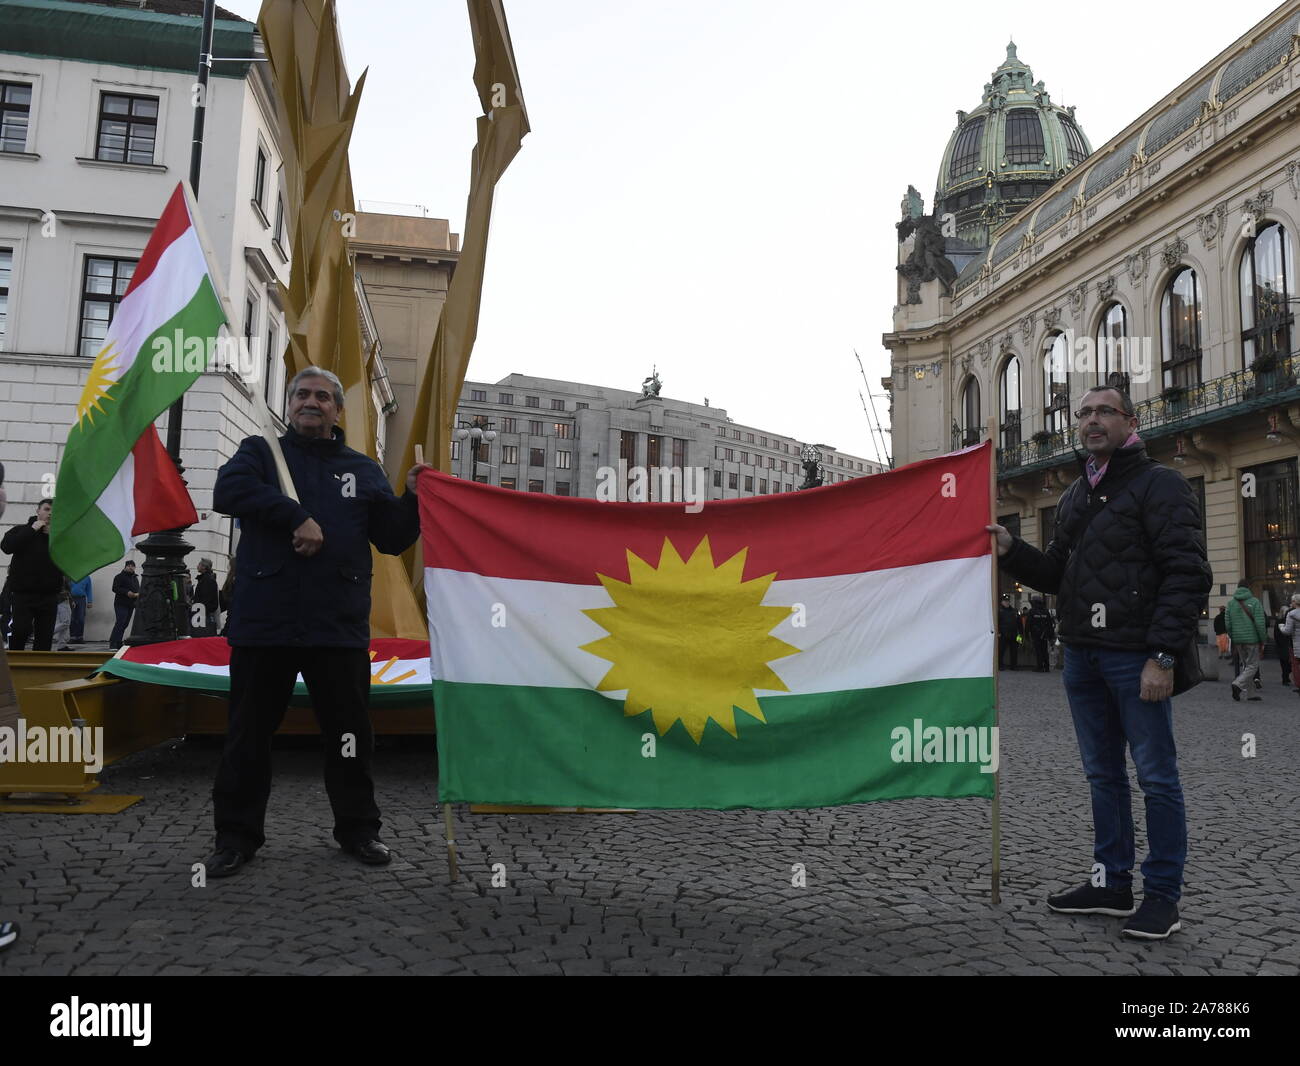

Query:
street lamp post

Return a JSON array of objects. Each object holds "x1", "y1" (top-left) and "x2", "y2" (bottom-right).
[
  {"x1": 453, "y1": 415, "x2": 497, "y2": 483},
  {"x1": 126, "y1": 0, "x2": 217, "y2": 645}
]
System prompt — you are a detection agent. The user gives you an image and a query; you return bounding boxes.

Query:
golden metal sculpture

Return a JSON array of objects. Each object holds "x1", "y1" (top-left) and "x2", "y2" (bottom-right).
[{"x1": 257, "y1": 0, "x2": 425, "y2": 638}]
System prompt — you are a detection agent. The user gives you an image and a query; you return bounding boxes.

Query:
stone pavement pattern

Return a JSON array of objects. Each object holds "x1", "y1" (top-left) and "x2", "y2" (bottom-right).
[{"x1": 1, "y1": 669, "x2": 1296, "y2": 975}]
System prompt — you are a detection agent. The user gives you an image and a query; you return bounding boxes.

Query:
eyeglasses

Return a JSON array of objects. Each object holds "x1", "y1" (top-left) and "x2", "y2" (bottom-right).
[{"x1": 1073, "y1": 405, "x2": 1125, "y2": 419}]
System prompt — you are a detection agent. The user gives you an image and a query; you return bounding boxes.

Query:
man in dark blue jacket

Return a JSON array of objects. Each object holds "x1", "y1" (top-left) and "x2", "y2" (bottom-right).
[{"x1": 206, "y1": 366, "x2": 432, "y2": 878}]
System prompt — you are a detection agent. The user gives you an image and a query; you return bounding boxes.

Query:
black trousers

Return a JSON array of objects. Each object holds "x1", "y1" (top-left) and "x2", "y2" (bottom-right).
[
  {"x1": 212, "y1": 645, "x2": 379, "y2": 854},
  {"x1": 1032, "y1": 635, "x2": 1051, "y2": 670},
  {"x1": 998, "y1": 633, "x2": 1019, "y2": 668},
  {"x1": 9, "y1": 592, "x2": 56, "y2": 651}
]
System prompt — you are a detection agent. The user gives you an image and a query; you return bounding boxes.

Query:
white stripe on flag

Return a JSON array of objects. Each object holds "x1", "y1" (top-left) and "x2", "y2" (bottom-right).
[
  {"x1": 92, "y1": 448, "x2": 135, "y2": 555},
  {"x1": 424, "y1": 554, "x2": 993, "y2": 695}
]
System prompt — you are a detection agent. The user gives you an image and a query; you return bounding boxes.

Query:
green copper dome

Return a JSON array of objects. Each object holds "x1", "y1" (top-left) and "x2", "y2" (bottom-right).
[{"x1": 935, "y1": 42, "x2": 1092, "y2": 247}]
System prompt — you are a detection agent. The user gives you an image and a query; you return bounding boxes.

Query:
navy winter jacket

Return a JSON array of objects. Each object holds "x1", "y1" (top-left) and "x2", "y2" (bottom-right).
[{"x1": 214, "y1": 427, "x2": 420, "y2": 647}]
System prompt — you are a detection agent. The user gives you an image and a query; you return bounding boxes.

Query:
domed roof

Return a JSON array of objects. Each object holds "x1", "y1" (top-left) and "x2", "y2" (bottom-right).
[{"x1": 935, "y1": 42, "x2": 1092, "y2": 248}]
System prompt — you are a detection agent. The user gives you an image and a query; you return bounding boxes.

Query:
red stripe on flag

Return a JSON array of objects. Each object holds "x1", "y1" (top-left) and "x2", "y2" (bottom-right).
[
  {"x1": 130, "y1": 425, "x2": 198, "y2": 535},
  {"x1": 120, "y1": 637, "x2": 430, "y2": 666},
  {"x1": 418, "y1": 442, "x2": 993, "y2": 584},
  {"x1": 121, "y1": 183, "x2": 193, "y2": 298}
]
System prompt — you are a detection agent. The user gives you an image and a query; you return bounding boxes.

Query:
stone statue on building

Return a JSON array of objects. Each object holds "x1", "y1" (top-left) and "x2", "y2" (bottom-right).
[
  {"x1": 641, "y1": 366, "x2": 662, "y2": 398},
  {"x1": 897, "y1": 213, "x2": 959, "y2": 303},
  {"x1": 798, "y1": 443, "x2": 824, "y2": 489}
]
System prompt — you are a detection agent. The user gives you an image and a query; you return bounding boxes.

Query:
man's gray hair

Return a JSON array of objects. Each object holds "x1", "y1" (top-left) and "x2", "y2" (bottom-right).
[
  {"x1": 288, "y1": 366, "x2": 345, "y2": 408},
  {"x1": 1291, "y1": 593, "x2": 1300, "y2": 606},
  {"x1": 199, "y1": 557, "x2": 213, "y2": 571}
]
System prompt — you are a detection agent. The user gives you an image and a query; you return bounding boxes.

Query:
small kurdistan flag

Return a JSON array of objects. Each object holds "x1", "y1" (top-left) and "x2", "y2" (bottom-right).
[
  {"x1": 420, "y1": 442, "x2": 996, "y2": 810},
  {"x1": 50, "y1": 183, "x2": 223, "y2": 581}
]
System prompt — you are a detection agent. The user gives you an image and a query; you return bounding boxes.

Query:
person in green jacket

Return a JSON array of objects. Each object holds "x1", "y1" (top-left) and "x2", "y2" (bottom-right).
[{"x1": 1226, "y1": 581, "x2": 1269, "y2": 702}]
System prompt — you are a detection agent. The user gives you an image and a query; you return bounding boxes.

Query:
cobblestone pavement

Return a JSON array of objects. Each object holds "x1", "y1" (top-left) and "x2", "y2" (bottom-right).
[{"x1": 1, "y1": 667, "x2": 1296, "y2": 976}]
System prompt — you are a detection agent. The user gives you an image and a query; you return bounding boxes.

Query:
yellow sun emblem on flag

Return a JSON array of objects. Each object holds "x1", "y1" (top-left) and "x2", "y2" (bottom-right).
[
  {"x1": 76, "y1": 341, "x2": 122, "y2": 427},
  {"x1": 580, "y1": 536, "x2": 799, "y2": 744}
]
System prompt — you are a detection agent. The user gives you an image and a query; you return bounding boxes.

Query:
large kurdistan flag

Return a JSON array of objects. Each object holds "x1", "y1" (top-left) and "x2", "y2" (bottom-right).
[
  {"x1": 421, "y1": 441, "x2": 996, "y2": 809},
  {"x1": 50, "y1": 182, "x2": 222, "y2": 581}
]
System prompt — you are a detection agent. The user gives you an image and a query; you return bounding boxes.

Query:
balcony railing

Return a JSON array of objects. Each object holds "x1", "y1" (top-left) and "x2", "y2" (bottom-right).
[{"x1": 949, "y1": 353, "x2": 1300, "y2": 477}]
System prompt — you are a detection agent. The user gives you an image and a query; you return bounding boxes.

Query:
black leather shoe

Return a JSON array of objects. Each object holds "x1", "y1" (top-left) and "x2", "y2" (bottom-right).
[
  {"x1": 205, "y1": 848, "x2": 249, "y2": 879},
  {"x1": 345, "y1": 840, "x2": 392, "y2": 866}
]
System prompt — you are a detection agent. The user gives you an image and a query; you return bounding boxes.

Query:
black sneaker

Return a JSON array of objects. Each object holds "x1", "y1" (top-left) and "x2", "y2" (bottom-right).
[
  {"x1": 1231, "y1": 682, "x2": 1242, "y2": 701},
  {"x1": 1046, "y1": 882, "x2": 1136, "y2": 916},
  {"x1": 1122, "y1": 896, "x2": 1181, "y2": 940},
  {"x1": 205, "y1": 848, "x2": 250, "y2": 879}
]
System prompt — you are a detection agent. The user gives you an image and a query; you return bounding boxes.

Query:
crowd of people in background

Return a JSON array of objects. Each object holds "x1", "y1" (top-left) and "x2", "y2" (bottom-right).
[
  {"x1": 0, "y1": 492, "x2": 230, "y2": 650},
  {"x1": 998, "y1": 593, "x2": 1058, "y2": 672}
]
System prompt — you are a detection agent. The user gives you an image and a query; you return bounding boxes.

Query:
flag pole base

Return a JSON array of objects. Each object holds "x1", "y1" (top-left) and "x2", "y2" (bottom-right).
[{"x1": 126, "y1": 528, "x2": 194, "y2": 646}]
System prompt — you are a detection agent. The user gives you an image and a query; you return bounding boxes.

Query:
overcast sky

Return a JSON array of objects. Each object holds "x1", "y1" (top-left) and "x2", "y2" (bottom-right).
[{"x1": 220, "y1": 0, "x2": 1282, "y2": 463}]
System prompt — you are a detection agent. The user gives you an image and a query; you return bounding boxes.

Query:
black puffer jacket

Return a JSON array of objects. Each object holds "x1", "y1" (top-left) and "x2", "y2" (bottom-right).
[
  {"x1": 1, "y1": 516, "x2": 63, "y2": 596},
  {"x1": 1000, "y1": 443, "x2": 1212, "y2": 653}
]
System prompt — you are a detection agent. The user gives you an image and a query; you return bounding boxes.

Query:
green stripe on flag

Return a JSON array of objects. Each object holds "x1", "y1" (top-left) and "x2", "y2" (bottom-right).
[
  {"x1": 49, "y1": 502, "x2": 127, "y2": 585},
  {"x1": 435, "y1": 677, "x2": 996, "y2": 809}
]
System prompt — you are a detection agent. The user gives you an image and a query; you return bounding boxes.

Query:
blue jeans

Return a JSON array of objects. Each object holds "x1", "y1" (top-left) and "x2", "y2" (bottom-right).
[{"x1": 1062, "y1": 645, "x2": 1186, "y2": 902}]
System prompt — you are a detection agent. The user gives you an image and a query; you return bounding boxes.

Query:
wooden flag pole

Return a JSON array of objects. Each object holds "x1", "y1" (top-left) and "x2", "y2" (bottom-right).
[
  {"x1": 417, "y1": 442, "x2": 458, "y2": 883},
  {"x1": 986, "y1": 416, "x2": 1001, "y2": 905}
]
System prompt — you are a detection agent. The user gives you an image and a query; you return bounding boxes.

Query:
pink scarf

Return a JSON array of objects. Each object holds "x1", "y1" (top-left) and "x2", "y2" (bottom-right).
[{"x1": 1086, "y1": 431, "x2": 1142, "y2": 488}]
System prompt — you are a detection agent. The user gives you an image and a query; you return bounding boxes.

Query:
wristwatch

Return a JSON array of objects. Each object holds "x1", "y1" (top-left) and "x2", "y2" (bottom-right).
[{"x1": 1152, "y1": 651, "x2": 1176, "y2": 670}]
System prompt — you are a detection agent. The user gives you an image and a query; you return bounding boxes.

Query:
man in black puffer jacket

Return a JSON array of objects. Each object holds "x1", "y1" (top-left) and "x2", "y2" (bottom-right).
[
  {"x1": 205, "y1": 366, "x2": 433, "y2": 879},
  {"x1": 987, "y1": 385, "x2": 1212, "y2": 941},
  {"x1": 2, "y1": 499, "x2": 62, "y2": 651}
]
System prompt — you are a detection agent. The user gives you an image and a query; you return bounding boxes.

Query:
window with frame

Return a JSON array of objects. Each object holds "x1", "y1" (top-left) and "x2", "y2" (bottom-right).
[
  {"x1": 1061, "y1": 117, "x2": 1089, "y2": 165},
  {"x1": 949, "y1": 117, "x2": 985, "y2": 178},
  {"x1": 672, "y1": 438, "x2": 686, "y2": 468},
  {"x1": 1096, "y1": 302, "x2": 1128, "y2": 388},
  {"x1": 264, "y1": 321, "x2": 277, "y2": 404},
  {"x1": 716, "y1": 425, "x2": 726, "y2": 436},
  {"x1": 0, "y1": 247, "x2": 11, "y2": 350},
  {"x1": 525, "y1": 395, "x2": 540, "y2": 408},
  {"x1": 728, "y1": 472, "x2": 738, "y2": 489},
  {"x1": 477, "y1": 443, "x2": 491, "y2": 464},
  {"x1": 740, "y1": 451, "x2": 749, "y2": 464},
  {"x1": 1004, "y1": 109, "x2": 1044, "y2": 164},
  {"x1": 470, "y1": 389, "x2": 486, "y2": 402},
  {"x1": 555, "y1": 481, "x2": 570, "y2": 496},
  {"x1": 502, "y1": 445, "x2": 518, "y2": 464},
  {"x1": 450, "y1": 440, "x2": 461, "y2": 460},
  {"x1": 1042, "y1": 335, "x2": 1070, "y2": 435},
  {"x1": 96, "y1": 93, "x2": 158, "y2": 164},
  {"x1": 529, "y1": 447, "x2": 545, "y2": 466},
  {"x1": 1242, "y1": 458, "x2": 1299, "y2": 608},
  {"x1": 746, "y1": 433, "x2": 754, "y2": 443},
  {"x1": 253, "y1": 146, "x2": 267, "y2": 214},
  {"x1": 731, "y1": 429, "x2": 740, "y2": 440},
  {"x1": 724, "y1": 447, "x2": 734, "y2": 461},
  {"x1": 960, "y1": 377, "x2": 981, "y2": 445},
  {"x1": 529, "y1": 420, "x2": 544, "y2": 435},
  {"x1": 1239, "y1": 221, "x2": 1294, "y2": 367},
  {"x1": 576, "y1": 402, "x2": 588, "y2": 410},
  {"x1": 551, "y1": 398, "x2": 565, "y2": 411},
  {"x1": 744, "y1": 476, "x2": 753, "y2": 492},
  {"x1": 500, "y1": 476, "x2": 517, "y2": 490},
  {"x1": 620, "y1": 431, "x2": 637, "y2": 465},
  {"x1": 1162, "y1": 268, "x2": 1202, "y2": 388},
  {"x1": 999, "y1": 354, "x2": 1022, "y2": 451},
  {"x1": 78, "y1": 256, "x2": 137, "y2": 358},
  {"x1": 274, "y1": 193, "x2": 286, "y2": 250},
  {"x1": 502, "y1": 417, "x2": 517, "y2": 433},
  {"x1": 646, "y1": 435, "x2": 661, "y2": 468},
  {"x1": 556, "y1": 451, "x2": 571, "y2": 469},
  {"x1": 498, "y1": 392, "x2": 514, "y2": 404},
  {"x1": 713, "y1": 470, "x2": 722, "y2": 488},
  {"x1": 554, "y1": 423, "x2": 570, "y2": 439},
  {"x1": 1, "y1": 82, "x2": 32, "y2": 153},
  {"x1": 759, "y1": 479, "x2": 767, "y2": 493},
  {"x1": 243, "y1": 294, "x2": 257, "y2": 362},
  {"x1": 528, "y1": 479, "x2": 544, "y2": 492}
]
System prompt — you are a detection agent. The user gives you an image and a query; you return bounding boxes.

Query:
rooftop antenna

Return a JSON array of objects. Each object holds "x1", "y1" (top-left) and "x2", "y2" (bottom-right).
[{"x1": 854, "y1": 350, "x2": 893, "y2": 468}]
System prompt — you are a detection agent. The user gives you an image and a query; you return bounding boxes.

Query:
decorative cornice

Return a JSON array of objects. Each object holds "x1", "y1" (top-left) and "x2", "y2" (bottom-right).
[{"x1": 1161, "y1": 236, "x2": 1189, "y2": 269}]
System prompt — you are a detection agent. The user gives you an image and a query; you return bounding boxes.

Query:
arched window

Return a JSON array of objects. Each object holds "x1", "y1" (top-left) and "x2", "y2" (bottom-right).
[
  {"x1": 1005, "y1": 109, "x2": 1045, "y2": 164},
  {"x1": 999, "y1": 356, "x2": 1021, "y2": 450},
  {"x1": 1240, "y1": 221, "x2": 1295, "y2": 367},
  {"x1": 961, "y1": 377, "x2": 981, "y2": 445},
  {"x1": 1161, "y1": 268, "x2": 1202, "y2": 387},
  {"x1": 1061, "y1": 117, "x2": 1089, "y2": 165},
  {"x1": 1043, "y1": 333, "x2": 1071, "y2": 434},
  {"x1": 950, "y1": 118, "x2": 985, "y2": 180},
  {"x1": 1096, "y1": 302, "x2": 1128, "y2": 388}
]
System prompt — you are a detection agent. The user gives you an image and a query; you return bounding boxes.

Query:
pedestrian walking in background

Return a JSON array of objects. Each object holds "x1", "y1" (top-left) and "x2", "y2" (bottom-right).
[
  {"x1": 69, "y1": 574, "x2": 92, "y2": 644},
  {"x1": 1027, "y1": 595, "x2": 1056, "y2": 672},
  {"x1": 1274, "y1": 607, "x2": 1293, "y2": 687},
  {"x1": 195, "y1": 558, "x2": 220, "y2": 636},
  {"x1": 997, "y1": 593, "x2": 1019, "y2": 670},
  {"x1": 109, "y1": 560, "x2": 140, "y2": 649},
  {"x1": 1213, "y1": 605, "x2": 1229, "y2": 659},
  {"x1": 52, "y1": 577, "x2": 73, "y2": 650},
  {"x1": 2, "y1": 498, "x2": 62, "y2": 651},
  {"x1": 1280, "y1": 593, "x2": 1300, "y2": 696},
  {"x1": 1226, "y1": 581, "x2": 1268, "y2": 702}
]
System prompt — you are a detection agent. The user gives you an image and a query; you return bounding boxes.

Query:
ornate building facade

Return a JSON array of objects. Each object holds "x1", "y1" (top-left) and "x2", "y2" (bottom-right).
[{"x1": 885, "y1": 3, "x2": 1300, "y2": 618}]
